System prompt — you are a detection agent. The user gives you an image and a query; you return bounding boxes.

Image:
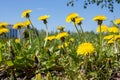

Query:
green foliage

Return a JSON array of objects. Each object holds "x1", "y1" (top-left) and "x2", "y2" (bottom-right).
[
  {"x1": 1, "y1": 30, "x2": 120, "y2": 79},
  {"x1": 67, "y1": 0, "x2": 120, "y2": 12}
]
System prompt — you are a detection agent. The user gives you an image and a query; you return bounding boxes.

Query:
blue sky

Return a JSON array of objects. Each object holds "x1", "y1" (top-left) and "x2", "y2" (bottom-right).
[{"x1": 0, "y1": 0, "x2": 120, "y2": 32}]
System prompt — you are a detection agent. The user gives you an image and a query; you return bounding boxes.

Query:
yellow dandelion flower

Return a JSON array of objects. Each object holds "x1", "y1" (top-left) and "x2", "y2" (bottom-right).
[
  {"x1": 13, "y1": 22, "x2": 25, "y2": 29},
  {"x1": 112, "y1": 35, "x2": 120, "y2": 41},
  {"x1": 114, "y1": 18, "x2": 120, "y2": 25},
  {"x1": 21, "y1": 9, "x2": 32, "y2": 18},
  {"x1": 58, "y1": 45, "x2": 62, "y2": 49},
  {"x1": 66, "y1": 12, "x2": 79, "y2": 23},
  {"x1": 69, "y1": 38, "x2": 74, "y2": 42},
  {"x1": 108, "y1": 26, "x2": 119, "y2": 33},
  {"x1": 44, "y1": 35, "x2": 56, "y2": 41},
  {"x1": 23, "y1": 20, "x2": 31, "y2": 26},
  {"x1": 15, "y1": 38, "x2": 20, "y2": 43},
  {"x1": 56, "y1": 32, "x2": 69, "y2": 40},
  {"x1": 57, "y1": 26, "x2": 65, "y2": 30},
  {"x1": 75, "y1": 16, "x2": 84, "y2": 24},
  {"x1": 93, "y1": 15, "x2": 107, "y2": 25},
  {"x1": 0, "y1": 28, "x2": 9, "y2": 35},
  {"x1": 0, "y1": 22, "x2": 9, "y2": 28},
  {"x1": 38, "y1": 15, "x2": 50, "y2": 21},
  {"x1": 104, "y1": 35, "x2": 114, "y2": 40},
  {"x1": 58, "y1": 42, "x2": 69, "y2": 49},
  {"x1": 115, "y1": 35, "x2": 120, "y2": 40},
  {"x1": 104, "y1": 35, "x2": 120, "y2": 44},
  {"x1": 93, "y1": 15, "x2": 107, "y2": 21},
  {"x1": 96, "y1": 24, "x2": 108, "y2": 32},
  {"x1": 64, "y1": 42, "x2": 69, "y2": 47},
  {"x1": 77, "y1": 42, "x2": 95, "y2": 56},
  {"x1": 108, "y1": 39, "x2": 114, "y2": 44}
]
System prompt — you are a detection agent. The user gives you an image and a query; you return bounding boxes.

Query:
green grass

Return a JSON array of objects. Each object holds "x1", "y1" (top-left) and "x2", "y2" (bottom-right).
[{"x1": 0, "y1": 29, "x2": 120, "y2": 80}]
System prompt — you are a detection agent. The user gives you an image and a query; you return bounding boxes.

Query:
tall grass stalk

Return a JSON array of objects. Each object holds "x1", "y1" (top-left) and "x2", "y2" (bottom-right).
[{"x1": 44, "y1": 23, "x2": 48, "y2": 48}]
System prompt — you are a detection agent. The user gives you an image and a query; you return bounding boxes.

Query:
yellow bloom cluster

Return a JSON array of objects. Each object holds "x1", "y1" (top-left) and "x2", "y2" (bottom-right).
[
  {"x1": 115, "y1": 35, "x2": 120, "y2": 40},
  {"x1": 93, "y1": 15, "x2": 107, "y2": 21},
  {"x1": 96, "y1": 24, "x2": 108, "y2": 32},
  {"x1": 58, "y1": 42, "x2": 69, "y2": 49},
  {"x1": 77, "y1": 42, "x2": 95, "y2": 56},
  {"x1": 114, "y1": 18, "x2": 120, "y2": 25},
  {"x1": 0, "y1": 22, "x2": 8, "y2": 28},
  {"x1": 44, "y1": 35, "x2": 56, "y2": 41},
  {"x1": 57, "y1": 26, "x2": 65, "y2": 31},
  {"x1": 56, "y1": 32, "x2": 69, "y2": 40},
  {"x1": 0, "y1": 28, "x2": 9, "y2": 35},
  {"x1": 104, "y1": 35, "x2": 114, "y2": 40},
  {"x1": 69, "y1": 38, "x2": 74, "y2": 42},
  {"x1": 74, "y1": 16, "x2": 84, "y2": 24},
  {"x1": 104, "y1": 35, "x2": 120, "y2": 44},
  {"x1": 0, "y1": 22, "x2": 9, "y2": 35},
  {"x1": 66, "y1": 12, "x2": 84, "y2": 24},
  {"x1": 38, "y1": 15, "x2": 50, "y2": 21},
  {"x1": 66, "y1": 12, "x2": 79, "y2": 23},
  {"x1": 23, "y1": 20, "x2": 31, "y2": 26},
  {"x1": 108, "y1": 26, "x2": 119, "y2": 33},
  {"x1": 21, "y1": 9, "x2": 32, "y2": 18},
  {"x1": 107, "y1": 39, "x2": 114, "y2": 44},
  {"x1": 15, "y1": 38, "x2": 20, "y2": 43},
  {"x1": 13, "y1": 22, "x2": 25, "y2": 29}
]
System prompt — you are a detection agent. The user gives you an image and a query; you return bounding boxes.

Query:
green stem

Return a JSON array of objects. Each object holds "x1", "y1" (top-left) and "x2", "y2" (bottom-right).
[
  {"x1": 84, "y1": 55, "x2": 87, "y2": 74},
  {"x1": 28, "y1": 29, "x2": 32, "y2": 44},
  {"x1": 79, "y1": 25, "x2": 86, "y2": 42},
  {"x1": 18, "y1": 30, "x2": 21, "y2": 39},
  {"x1": 44, "y1": 23, "x2": 48, "y2": 48},
  {"x1": 98, "y1": 24, "x2": 102, "y2": 60},
  {"x1": 113, "y1": 34, "x2": 119, "y2": 55},
  {"x1": 73, "y1": 22, "x2": 81, "y2": 39},
  {"x1": 28, "y1": 18, "x2": 35, "y2": 29}
]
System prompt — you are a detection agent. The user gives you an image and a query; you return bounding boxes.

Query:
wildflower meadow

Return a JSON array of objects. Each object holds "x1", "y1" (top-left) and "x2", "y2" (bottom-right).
[{"x1": 0, "y1": 9, "x2": 120, "y2": 80}]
